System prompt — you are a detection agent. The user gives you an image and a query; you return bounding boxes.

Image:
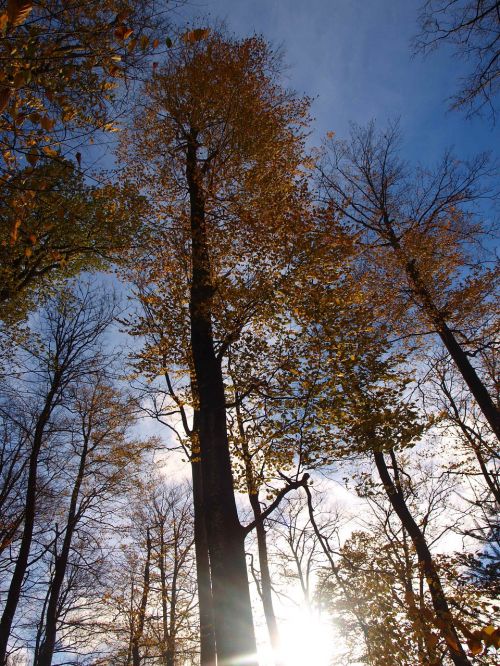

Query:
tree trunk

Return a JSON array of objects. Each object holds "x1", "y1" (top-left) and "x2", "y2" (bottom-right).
[
  {"x1": 434, "y1": 319, "x2": 500, "y2": 441},
  {"x1": 400, "y1": 529, "x2": 439, "y2": 665},
  {"x1": 35, "y1": 433, "x2": 89, "y2": 666},
  {"x1": 191, "y1": 459, "x2": 217, "y2": 666},
  {"x1": 249, "y1": 492, "x2": 281, "y2": 657},
  {"x1": 383, "y1": 217, "x2": 500, "y2": 440},
  {"x1": 159, "y1": 522, "x2": 171, "y2": 666},
  {"x1": 131, "y1": 528, "x2": 151, "y2": 666},
  {"x1": 233, "y1": 388, "x2": 281, "y2": 659},
  {"x1": 373, "y1": 449, "x2": 471, "y2": 666},
  {"x1": 0, "y1": 378, "x2": 59, "y2": 665},
  {"x1": 186, "y1": 131, "x2": 257, "y2": 665},
  {"x1": 304, "y1": 484, "x2": 373, "y2": 661},
  {"x1": 398, "y1": 238, "x2": 499, "y2": 440}
]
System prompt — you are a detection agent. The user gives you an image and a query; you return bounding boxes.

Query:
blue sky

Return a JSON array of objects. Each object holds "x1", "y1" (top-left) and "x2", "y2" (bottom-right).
[{"x1": 174, "y1": 0, "x2": 498, "y2": 164}]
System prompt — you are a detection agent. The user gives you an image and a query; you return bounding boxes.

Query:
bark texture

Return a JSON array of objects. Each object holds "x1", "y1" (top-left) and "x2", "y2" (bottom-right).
[{"x1": 186, "y1": 132, "x2": 257, "y2": 665}]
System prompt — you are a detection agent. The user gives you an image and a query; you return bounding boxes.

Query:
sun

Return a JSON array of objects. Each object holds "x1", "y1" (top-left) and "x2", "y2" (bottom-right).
[{"x1": 276, "y1": 606, "x2": 334, "y2": 666}]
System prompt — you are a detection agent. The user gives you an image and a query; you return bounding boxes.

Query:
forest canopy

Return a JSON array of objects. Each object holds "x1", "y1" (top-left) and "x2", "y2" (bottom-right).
[{"x1": 0, "y1": 2, "x2": 498, "y2": 666}]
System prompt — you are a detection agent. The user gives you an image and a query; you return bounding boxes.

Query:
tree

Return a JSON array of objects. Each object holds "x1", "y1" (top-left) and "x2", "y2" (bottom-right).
[
  {"x1": 414, "y1": 0, "x2": 500, "y2": 118},
  {"x1": 33, "y1": 381, "x2": 149, "y2": 666},
  {"x1": 320, "y1": 120, "x2": 500, "y2": 440},
  {"x1": 0, "y1": 160, "x2": 145, "y2": 323},
  {"x1": 0, "y1": 0, "x2": 167, "y2": 171},
  {"x1": 329, "y1": 345, "x2": 478, "y2": 665},
  {"x1": 0, "y1": 0, "x2": 171, "y2": 321},
  {"x1": 423, "y1": 351, "x2": 500, "y2": 508},
  {"x1": 101, "y1": 480, "x2": 198, "y2": 666},
  {"x1": 0, "y1": 282, "x2": 117, "y2": 664},
  {"x1": 121, "y1": 28, "x2": 311, "y2": 664}
]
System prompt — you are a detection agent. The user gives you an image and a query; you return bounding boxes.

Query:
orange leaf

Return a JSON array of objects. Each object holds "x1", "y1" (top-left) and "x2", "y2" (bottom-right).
[
  {"x1": 40, "y1": 115, "x2": 55, "y2": 131},
  {"x1": 10, "y1": 218, "x2": 21, "y2": 245},
  {"x1": 42, "y1": 146, "x2": 58, "y2": 157},
  {"x1": 467, "y1": 637, "x2": 483, "y2": 656},
  {"x1": 181, "y1": 28, "x2": 210, "y2": 44},
  {"x1": 13, "y1": 70, "x2": 26, "y2": 88},
  {"x1": 115, "y1": 25, "x2": 133, "y2": 40},
  {"x1": 0, "y1": 87, "x2": 11, "y2": 113},
  {"x1": 7, "y1": 0, "x2": 33, "y2": 27}
]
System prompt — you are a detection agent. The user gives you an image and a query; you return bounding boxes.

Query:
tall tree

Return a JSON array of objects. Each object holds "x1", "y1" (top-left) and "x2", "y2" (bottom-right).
[
  {"x1": 320, "y1": 121, "x2": 499, "y2": 440},
  {"x1": 0, "y1": 283, "x2": 116, "y2": 664},
  {"x1": 121, "y1": 28, "x2": 311, "y2": 664},
  {"x1": 33, "y1": 381, "x2": 149, "y2": 666}
]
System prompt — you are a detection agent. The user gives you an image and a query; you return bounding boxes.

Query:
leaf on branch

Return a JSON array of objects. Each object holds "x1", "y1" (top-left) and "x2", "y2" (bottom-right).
[
  {"x1": 181, "y1": 28, "x2": 210, "y2": 44},
  {"x1": 42, "y1": 146, "x2": 58, "y2": 157},
  {"x1": 114, "y1": 25, "x2": 133, "y2": 41},
  {"x1": 467, "y1": 637, "x2": 482, "y2": 656},
  {"x1": 10, "y1": 218, "x2": 21, "y2": 245}
]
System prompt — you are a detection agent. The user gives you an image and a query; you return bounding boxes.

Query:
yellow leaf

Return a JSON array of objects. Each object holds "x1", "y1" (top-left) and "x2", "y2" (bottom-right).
[
  {"x1": 0, "y1": 13, "x2": 8, "y2": 32},
  {"x1": 103, "y1": 122, "x2": 119, "y2": 132},
  {"x1": 482, "y1": 626, "x2": 496, "y2": 637},
  {"x1": 42, "y1": 146, "x2": 58, "y2": 157}
]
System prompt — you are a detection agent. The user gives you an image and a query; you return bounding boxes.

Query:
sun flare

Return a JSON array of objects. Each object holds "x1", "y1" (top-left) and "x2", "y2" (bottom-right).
[{"x1": 276, "y1": 607, "x2": 333, "y2": 666}]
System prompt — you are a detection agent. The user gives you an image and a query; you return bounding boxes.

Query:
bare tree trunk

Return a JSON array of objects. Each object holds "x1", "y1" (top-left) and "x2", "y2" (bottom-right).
[
  {"x1": 131, "y1": 528, "x2": 151, "y2": 666},
  {"x1": 249, "y1": 492, "x2": 281, "y2": 656},
  {"x1": 303, "y1": 484, "x2": 373, "y2": 661},
  {"x1": 0, "y1": 377, "x2": 60, "y2": 665},
  {"x1": 191, "y1": 459, "x2": 217, "y2": 666},
  {"x1": 234, "y1": 395, "x2": 281, "y2": 659},
  {"x1": 186, "y1": 131, "x2": 257, "y2": 665},
  {"x1": 35, "y1": 432, "x2": 89, "y2": 666},
  {"x1": 158, "y1": 522, "x2": 171, "y2": 666},
  {"x1": 374, "y1": 448, "x2": 471, "y2": 666}
]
